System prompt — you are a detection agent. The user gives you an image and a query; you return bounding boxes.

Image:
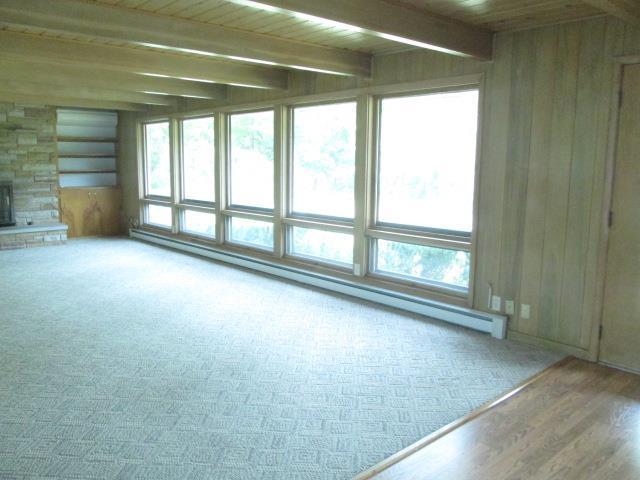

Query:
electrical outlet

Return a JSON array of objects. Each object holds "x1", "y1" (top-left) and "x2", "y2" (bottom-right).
[
  {"x1": 521, "y1": 304, "x2": 531, "y2": 319},
  {"x1": 505, "y1": 300, "x2": 515, "y2": 315},
  {"x1": 491, "y1": 295, "x2": 502, "y2": 312}
]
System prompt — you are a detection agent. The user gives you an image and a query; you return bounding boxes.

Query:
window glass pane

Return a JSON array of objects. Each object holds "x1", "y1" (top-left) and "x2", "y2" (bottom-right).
[
  {"x1": 228, "y1": 217, "x2": 273, "y2": 250},
  {"x1": 229, "y1": 110, "x2": 274, "y2": 209},
  {"x1": 182, "y1": 117, "x2": 215, "y2": 202},
  {"x1": 377, "y1": 90, "x2": 479, "y2": 232},
  {"x1": 290, "y1": 226, "x2": 353, "y2": 266},
  {"x1": 182, "y1": 210, "x2": 215, "y2": 238},
  {"x1": 375, "y1": 239, "x2": 470, "y2": 289},
  {"x1": 292, "y1": 102, "x2": 357, "y2": 218},
  {"x1": 145, "y1": 122, "x2": 171, "y2": 197},
  {"x1": 147, "y1": 204, "x2": 172, "y2": 228}
]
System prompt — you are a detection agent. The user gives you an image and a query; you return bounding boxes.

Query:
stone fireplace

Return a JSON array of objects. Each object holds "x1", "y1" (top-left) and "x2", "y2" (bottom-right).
[{"x1": 0, "y1": 103, "x2": 67, "y2": 249}]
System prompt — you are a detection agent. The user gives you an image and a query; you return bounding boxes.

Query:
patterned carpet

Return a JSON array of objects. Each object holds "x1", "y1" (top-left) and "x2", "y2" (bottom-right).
[{"x1": 0, "y1": 238, "x2": 562, "y2": 479}]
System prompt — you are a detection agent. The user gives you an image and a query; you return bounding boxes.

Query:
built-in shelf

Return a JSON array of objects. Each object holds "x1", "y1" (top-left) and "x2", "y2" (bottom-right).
[{"x1": 57, "y1": 109, "x2": 118, "y2": 189}]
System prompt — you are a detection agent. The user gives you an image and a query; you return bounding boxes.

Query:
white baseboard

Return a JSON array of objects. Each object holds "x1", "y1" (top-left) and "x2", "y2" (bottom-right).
[{"x1": 130, "y1": 229, "x2": 508, "y2": 339}]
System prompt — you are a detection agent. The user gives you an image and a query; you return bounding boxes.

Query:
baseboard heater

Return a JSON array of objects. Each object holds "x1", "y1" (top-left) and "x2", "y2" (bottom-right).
[{"x1": 130, "y1": 229, "x2": 508, "y2": 339}]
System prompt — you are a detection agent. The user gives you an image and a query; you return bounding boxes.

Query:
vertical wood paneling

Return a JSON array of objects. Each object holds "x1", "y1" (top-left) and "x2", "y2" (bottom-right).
[
  {"x1": 579, "y1": 18, "x2": 626, "y2": 351},
  {"x1": 557, "y1": 19, "x2": 608, "y2": 348},
  {"x1": 473, "y1": 34, "x2": 513, "y2": 313},
  {"x1": 496, "y1": 29, "x2": 537, "y2": 333},
  {"x1": 539, "y1": 23, "x2": 580, "y2": 342},
  {"x1": 517, "y1": 27, "x2": 558, "y2": 336}
]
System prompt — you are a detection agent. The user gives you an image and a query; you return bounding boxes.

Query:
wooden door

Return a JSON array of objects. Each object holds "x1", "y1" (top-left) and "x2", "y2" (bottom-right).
[
  {"x1": 599, "y1": 64, "x2": 640, "y2": 372},
  {"x1": 59, "y1": 187, "x2": 123, "y2": 238}
]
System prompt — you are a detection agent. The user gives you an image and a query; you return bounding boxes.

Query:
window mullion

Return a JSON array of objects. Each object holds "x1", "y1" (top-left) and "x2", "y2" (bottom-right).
[
  {"x1": 273, "y1": 105, "x2": 287, "y2": 258},
  {"x1": 136, "y1": 122, "x2": 146, "y2": 226},
  {"x1": 170, "y1": 118, "x2": 181, "y2": 234},
  {"x1": 215, "y1": 111, "x2": 227, "y2": 246},
  {"x1": 353, "y1": 94, "x2": 374, "y2": 278}
]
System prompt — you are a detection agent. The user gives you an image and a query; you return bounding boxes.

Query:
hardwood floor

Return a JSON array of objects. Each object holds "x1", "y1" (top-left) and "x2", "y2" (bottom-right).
[{"x1": 360, "y1": 358, "x2": 640, "y2": 480}]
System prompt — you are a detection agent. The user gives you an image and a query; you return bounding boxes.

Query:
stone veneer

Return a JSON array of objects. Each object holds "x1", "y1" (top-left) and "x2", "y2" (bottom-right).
[{"x1": 0, "y1": 103, "x2": 67, "y2": 249}]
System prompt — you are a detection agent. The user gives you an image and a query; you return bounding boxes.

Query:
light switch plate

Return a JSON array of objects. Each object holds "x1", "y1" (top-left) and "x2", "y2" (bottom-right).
[{"x1": 521, "y1": 304, "x2": 531, "y2": 319}]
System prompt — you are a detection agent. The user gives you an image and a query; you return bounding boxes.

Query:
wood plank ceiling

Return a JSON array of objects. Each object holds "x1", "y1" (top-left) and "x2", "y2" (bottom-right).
[{"x1": 0, "y1": 0, "x2": 631, "y2": 111}]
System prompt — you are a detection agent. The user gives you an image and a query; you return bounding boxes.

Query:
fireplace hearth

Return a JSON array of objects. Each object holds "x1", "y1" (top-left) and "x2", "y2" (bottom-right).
[{"x1": 0, "y1": 182, "x2": 15, "y2": 228}]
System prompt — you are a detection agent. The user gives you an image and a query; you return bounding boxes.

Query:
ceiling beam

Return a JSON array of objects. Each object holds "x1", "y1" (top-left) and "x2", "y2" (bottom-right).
[
  {"x1": 225, "y1": 0, "x2": 493, "y2": 60},
  {"x1": 0, "y1": 0, "x2": 372, "y2": 77},
  {"x1": 0, "y1": 92, "x2": 146, "y2": 112},
  {"x1": 0, "y1": 60, "x2": 227, "y2": 100},
  {"x1": 0, "y1": 79, "x2": 177, "y2": 107},
  {"x1": 0, "y1": 31, "x2": 289, "y2": 90},
  {"x1": 582, "y1": 0, "x2": 640, "y2": 26}
]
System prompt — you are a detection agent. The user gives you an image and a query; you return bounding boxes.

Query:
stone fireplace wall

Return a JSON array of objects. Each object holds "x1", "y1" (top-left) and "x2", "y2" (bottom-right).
[
  {"x1": 0, "y1": 103, "x2": 59, "y2": 226},
  {"x1": 0, "y1": 103, "x2": 66, "y2": 249}
]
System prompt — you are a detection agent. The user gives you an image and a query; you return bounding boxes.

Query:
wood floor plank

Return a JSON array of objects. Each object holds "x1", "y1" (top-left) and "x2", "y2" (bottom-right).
[{"x1": 365, "y1": 358, "x2": 640, "y2": 480}]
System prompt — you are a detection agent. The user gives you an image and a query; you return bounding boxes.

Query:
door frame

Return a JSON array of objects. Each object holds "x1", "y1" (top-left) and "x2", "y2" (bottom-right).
[{"x1": 592, "y1": 56, "x2": 640, "y2": 365}]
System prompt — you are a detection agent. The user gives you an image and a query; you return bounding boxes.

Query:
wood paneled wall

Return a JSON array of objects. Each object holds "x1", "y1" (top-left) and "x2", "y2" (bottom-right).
[
  {"x1": 119, "y1": 17, "x2": 640, "y2": 360},
  {"x1": 479, "y1": 18, "x2": 638, "y2": 359}
]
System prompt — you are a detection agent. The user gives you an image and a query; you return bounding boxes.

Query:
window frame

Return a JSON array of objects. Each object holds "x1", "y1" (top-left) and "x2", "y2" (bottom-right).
[
  {"x1": 226, "y1": 107, "x2": 276, "y2": 214},
  {"x1": 225, "y1": 212, "x2": 275, "y2": 252},
  {"x1": 287, "y1": 98, "x2": 359, "y2": 223},
  {"x1": 136, "y1": 75, "x2": 483, "y2": 304},
  {"x1": 178, "y1": 114, "x2": 217, "y2": 208},
  {"x1": 141, "y1": 119, "x2": 172, "y2": 202},
  {"x1": 367, "y1": 86, "x2": 482, "y2": 294}
]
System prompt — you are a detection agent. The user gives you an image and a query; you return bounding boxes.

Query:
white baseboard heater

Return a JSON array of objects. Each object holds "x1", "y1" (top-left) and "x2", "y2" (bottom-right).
[{"x1": 130, "y1": 229, "x2": 508, "y2": 339}]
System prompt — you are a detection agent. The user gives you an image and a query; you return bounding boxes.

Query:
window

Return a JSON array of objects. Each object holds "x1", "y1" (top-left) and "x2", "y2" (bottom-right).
[
  {"x1": 377, "y1": 90, "x2": 479, "y2": 233},
  {"x1": 146, "y1": 204, "x2": 172, "y2": 228},
  {"x1": 182, "y1": 117, "x2": 215, "y2": 203},
  {"x1": 228, "y1": 217, "x2": 273, "y2": 251},
  {"x1": 182, "y1": 210, "x2": 215, "y2": 238},
  {"x1": 291, "y1": 102, "x2": 357, "y2": 219},
  {"x1": 374, "y1": 239, "x2": 470, "y2": 290},
  {"x1": 229, "y1": 110, "x2": 274, "y2": 210},
  {"x1": 144, "y1": 122, "x2": 171, "y2": 197},
  {"x1": 370, "y1": 89, "x2": 479, "y2": 292},
  {"x1": 290, "y1": 227, "x2": 353, "y2": 266},
  {"x1": 138, "y1": 82, "x2": 480, "y2": 299}
]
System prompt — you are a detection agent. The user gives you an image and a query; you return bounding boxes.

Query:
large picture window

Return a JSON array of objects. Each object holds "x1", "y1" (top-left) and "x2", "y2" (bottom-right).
[
  {"x1": 370, "y1": 89, "x2": 479, "y2": 291},
  {"x1": 291, "y1": 102, "x2": 357, "y2": 219},
  {"x1": 229, "y1": 110, "x2": 274, "y2": 210},
  {"x1": 138, "y1": 82, "x2": 480, "y2": 299},
  {"x1": 181, "y1": 116, "x2": 215, "y2": 203},
  {"x1": 144, "y1": 121, "x2": 171, "y2": 198},
  {"x1": 377, "y1": 90, "x2": 479, "y2": 234}
]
